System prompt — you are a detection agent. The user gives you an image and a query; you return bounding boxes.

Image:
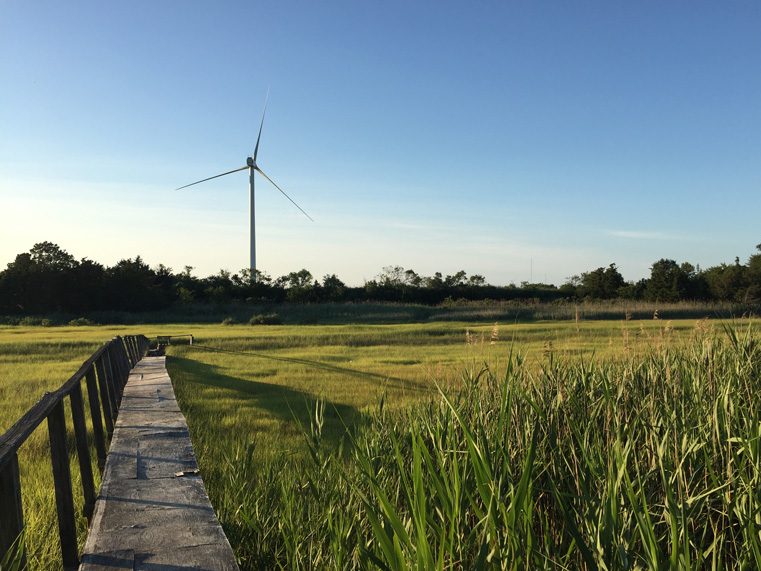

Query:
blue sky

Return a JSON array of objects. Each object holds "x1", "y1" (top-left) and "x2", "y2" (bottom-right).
[{"x1": 1, "y1": 1, "x2": 760, "y2": 285}]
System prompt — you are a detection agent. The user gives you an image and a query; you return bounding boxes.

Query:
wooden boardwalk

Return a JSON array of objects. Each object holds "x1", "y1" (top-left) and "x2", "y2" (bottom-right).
[{"x1": 80, "y1": 356, "x2": 238, "y2": 570}]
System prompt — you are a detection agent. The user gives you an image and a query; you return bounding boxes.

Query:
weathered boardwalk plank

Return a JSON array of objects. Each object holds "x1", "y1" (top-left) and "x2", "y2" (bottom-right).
[{"x1": 80, "y1": 357, "x2": 238, "y2": 570}]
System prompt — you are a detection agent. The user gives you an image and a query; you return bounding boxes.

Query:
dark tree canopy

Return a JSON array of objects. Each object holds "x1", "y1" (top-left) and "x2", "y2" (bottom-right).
[
  {"x1": 0, "y1": 241, "x2": 759, "y2": 316},
  {"x1": 646, "y1": 259, "x2": 689, "y2": 302},
  {"x1": 578, "y1": 264, "x2": 625, "y2": 299}
]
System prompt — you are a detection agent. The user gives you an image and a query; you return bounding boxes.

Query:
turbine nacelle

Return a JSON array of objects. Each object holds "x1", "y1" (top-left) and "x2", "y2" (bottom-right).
[{"x1": 174, "y1": 92, "x2": 313, "y2": 274}]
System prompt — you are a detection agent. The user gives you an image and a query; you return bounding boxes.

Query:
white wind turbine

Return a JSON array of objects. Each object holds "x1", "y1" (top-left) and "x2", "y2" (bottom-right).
[{"x1": 176, "y1": 96, "x2": 313, "y2": 277}]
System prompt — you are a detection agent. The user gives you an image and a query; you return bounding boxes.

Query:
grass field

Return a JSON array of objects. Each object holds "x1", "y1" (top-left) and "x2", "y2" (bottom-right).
[
  {"x1": 0, "y1": 316, "x2": 758, "y2": 568},
  {"x1": 164, "y1": 318, "x2": 706, "y2": 459}
]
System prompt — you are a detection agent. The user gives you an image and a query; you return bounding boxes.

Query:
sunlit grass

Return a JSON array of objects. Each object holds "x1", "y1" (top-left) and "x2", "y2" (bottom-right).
[
  {"x1": 174, "y1": 324, "x2": 761, "y2": 569},
  {"x1": 0, "y1": 317, "x2": 755, "y2": 568}
]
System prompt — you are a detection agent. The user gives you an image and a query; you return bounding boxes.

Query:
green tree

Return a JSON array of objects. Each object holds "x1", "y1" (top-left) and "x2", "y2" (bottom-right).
[
  {"x1": 424, "y1": 272, "x2": 444, "y2": 289},
  {"x1": 106, "y1": 256, "x2": 165, "y2": 310},
  {"x1": 444, "y1": 271, "x2": 467, "y2": 287},
  {"x1": 703, "y1": 258, "x2": 747, "y2": 301},
  {"x1": 0, "y1": 243, "x2": 85, "y2": 312},
  {"x1": 578, "y1": 264, "x2": 624, "y2": 298},
  {"x1": 321, "y1": 274, "x2": 346, "y2": 300},
  {"x1": 618, "y1": 278, "x2": 647, "y2": 300},
  {"x1": 645, "y1": 259, "x2": 689, "y2": 301},
  {"x1": 378, "y1": 266, "x2": 405, "y2": 287},
  {"x1": 746, "y1": 244, "x2": 761, "y2": 302},
  {"x1": 404, "y1": 269, "x2": 422, "y2": 287},
  {"x1": 29, "y1": 241, "x2": 77, "y2": 270},
  {"x1": 279, "y1": 269, "x2": 314, "y2": 302}
]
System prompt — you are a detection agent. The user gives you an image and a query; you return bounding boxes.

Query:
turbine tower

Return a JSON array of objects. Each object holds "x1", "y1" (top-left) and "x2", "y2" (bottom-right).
[{"x1": 176, "y1": 96, "x2": 313, "y2": 276}]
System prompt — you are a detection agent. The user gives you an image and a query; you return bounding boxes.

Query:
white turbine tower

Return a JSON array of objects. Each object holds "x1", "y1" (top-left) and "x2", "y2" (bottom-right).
[{"x1": 176, "y1": 97, "x2": 313, "y2": 277}]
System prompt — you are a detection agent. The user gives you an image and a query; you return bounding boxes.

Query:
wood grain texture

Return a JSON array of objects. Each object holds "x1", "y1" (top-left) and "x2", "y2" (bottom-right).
[
  {"x1": 80, "y1": 357, "x2": 239, "y2": 571},
  {"x1": 48, "y1": 400, "x2": 79, "y2": 570},
  {"x1": 85, "y1": 366, "x2": 108, "y2": 471},
  {"x1": 95, "y1": 356, "x2": 115, "y2": 436},
  {"x1": 69, "y1": 383, "x2": 97, "y2": 520},
  {"x1": 0, "y1": 453, "x2": 25, "y2": 564}
]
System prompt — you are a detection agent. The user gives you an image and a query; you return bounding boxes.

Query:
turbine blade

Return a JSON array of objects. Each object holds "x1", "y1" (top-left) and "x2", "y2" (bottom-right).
[
  {"x1": 175, "y1": 166, "x2": 248, "y2": 190},
  {"x1": 253, "y1": 89, "x2": 269, "y2": 161},
  {"x1": 256, "y1": 167, "x2": 314, "y2": 221}
]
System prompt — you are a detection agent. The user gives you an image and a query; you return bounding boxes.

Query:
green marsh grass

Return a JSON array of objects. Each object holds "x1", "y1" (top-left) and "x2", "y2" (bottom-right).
[
  {"x1": 1, "y1": 319, "x2": 757, "y2": 568},
  {"x1": 178, "y1": 324, "x2": 760, "y2": 569}
]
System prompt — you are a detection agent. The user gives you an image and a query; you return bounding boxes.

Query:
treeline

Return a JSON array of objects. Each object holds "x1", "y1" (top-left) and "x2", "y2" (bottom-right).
[
  {"x1": 0, "y1": 241, "x2": 759, "y2": 315},
  {"x1": 561, "y1": 252, "x2": 761, "y2": 303}
]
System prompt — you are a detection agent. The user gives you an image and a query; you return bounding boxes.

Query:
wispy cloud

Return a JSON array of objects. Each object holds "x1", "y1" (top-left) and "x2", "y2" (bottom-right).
[{"x1": 606, "y1": 230, "x2": 684, "y2": 240}]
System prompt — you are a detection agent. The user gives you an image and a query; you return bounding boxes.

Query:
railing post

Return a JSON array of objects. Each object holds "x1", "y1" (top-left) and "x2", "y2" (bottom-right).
[
  {"x1": 123, "y1": 336, "x2": 134, "y2": 368},
  {"x1": 48, "y1": 401, "x2": 79, "y2": 570},
  {"x1": 0, "y1": 332, "x2": 152, "y2": 568},
  {"x1": 95, "y1": 354, "x2": 114, "y2": 435},
  {"x1": 107, "y1": 339, "x2": 122, "y2": 389},
  {"x1": 119, "y1": 341, "x2": 129, "y2": 383},
  {"x1": 119, "y1": 337, "x2": 131, "y2": 375},
  {"x1": 102, "y1": 349, "x2": 119, "y2": 419},
  {"x1": 105, "y1": 345, "x2": 121, "y2": 407},
  {"x1": 117, "y1": 341, "x2": 128, "y2": 389},
  {"x1": 120, "y1": 343, "x2": 129, "y2": 382},
  {"x1": 129, "y1": 336, "x2": 138, "y2": 364},
  {"x1": 114, "y1": 336, "x2": 125, "y2": 369},
  {"x1": 121, "y1": 340, "x2": 131, "y2": 382},
  {"x1": 85, "y1": 365, "x2": 107, "y2": 471},
  {"x1": 70, "y1": 382, "x2": 96, "y2": 520},
  {"x1": 0, "y1": 453, "x2": 25, "y2": 565}
]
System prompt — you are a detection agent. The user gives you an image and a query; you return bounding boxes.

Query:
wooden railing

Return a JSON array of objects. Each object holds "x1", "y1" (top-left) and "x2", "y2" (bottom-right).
[
  {"x1": 0, "y1": 334, "x2": 150, "y2": 569},
  {"x1": 155, "y1": 333, "x2": 194, "y2": 345}
]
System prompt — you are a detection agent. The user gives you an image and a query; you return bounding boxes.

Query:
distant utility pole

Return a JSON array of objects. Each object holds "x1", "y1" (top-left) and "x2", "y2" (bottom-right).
[{"x1": 530, "y1": 257, "x2": 533, "y2": 283}]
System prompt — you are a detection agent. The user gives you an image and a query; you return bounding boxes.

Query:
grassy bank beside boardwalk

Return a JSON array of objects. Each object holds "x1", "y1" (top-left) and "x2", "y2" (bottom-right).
[
  {"x1": 172, "y1": 325, "x2": 760, "y2": 569},
  {"x1": 0, "y1": 318, "x2": 757, "y2": 568}
]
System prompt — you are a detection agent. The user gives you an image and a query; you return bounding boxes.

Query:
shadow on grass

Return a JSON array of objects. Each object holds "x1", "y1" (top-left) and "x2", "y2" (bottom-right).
[
  {"x1": 188, "y1": 343, "x2": 430, "y2": 394},
  {"x1": 167, "y1": 355, "x2": 364, "y2": 450}
]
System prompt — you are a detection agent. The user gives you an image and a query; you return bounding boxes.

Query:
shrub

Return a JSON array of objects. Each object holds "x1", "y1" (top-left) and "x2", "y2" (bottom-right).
[
  {"x1": 221, "y1": 317, "x2": 237, "y2": 326},
  {"x1": 18, "y1": 316, "x2": 52, "y2": 326},
  {"x1": 68, "y1": 317, "x2": 95, "y2": 326},
  {"x1": 249, "y1": 313, "x2": 282, "y2": 325}
]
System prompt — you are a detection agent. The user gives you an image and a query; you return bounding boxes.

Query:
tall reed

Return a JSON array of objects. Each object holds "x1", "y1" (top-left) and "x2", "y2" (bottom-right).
[{"x1": 194, "y1": 326, "x2": 760, "y2": 569}]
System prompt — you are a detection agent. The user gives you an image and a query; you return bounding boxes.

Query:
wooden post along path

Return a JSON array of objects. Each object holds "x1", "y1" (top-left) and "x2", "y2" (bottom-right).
[{"x1": 80, "y1": 356, "x2": 238, "y2": 570}]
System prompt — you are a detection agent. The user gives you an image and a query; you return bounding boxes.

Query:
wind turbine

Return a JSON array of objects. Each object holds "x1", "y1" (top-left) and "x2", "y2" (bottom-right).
[{"x1": 176, "y1": 97, "x2": 313, "y2": 278}]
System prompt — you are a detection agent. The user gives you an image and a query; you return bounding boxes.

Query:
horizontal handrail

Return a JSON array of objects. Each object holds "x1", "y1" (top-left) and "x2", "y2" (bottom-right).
[
  {"x1": 0, "y1": 334, "x2": 150, "y2": 569},
  {"x1": 0, "y1": 342, "x2": 110, "y2": 468},
  {"x1": 153, "y1": 333, "x2": 194, "y2": 345}
]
